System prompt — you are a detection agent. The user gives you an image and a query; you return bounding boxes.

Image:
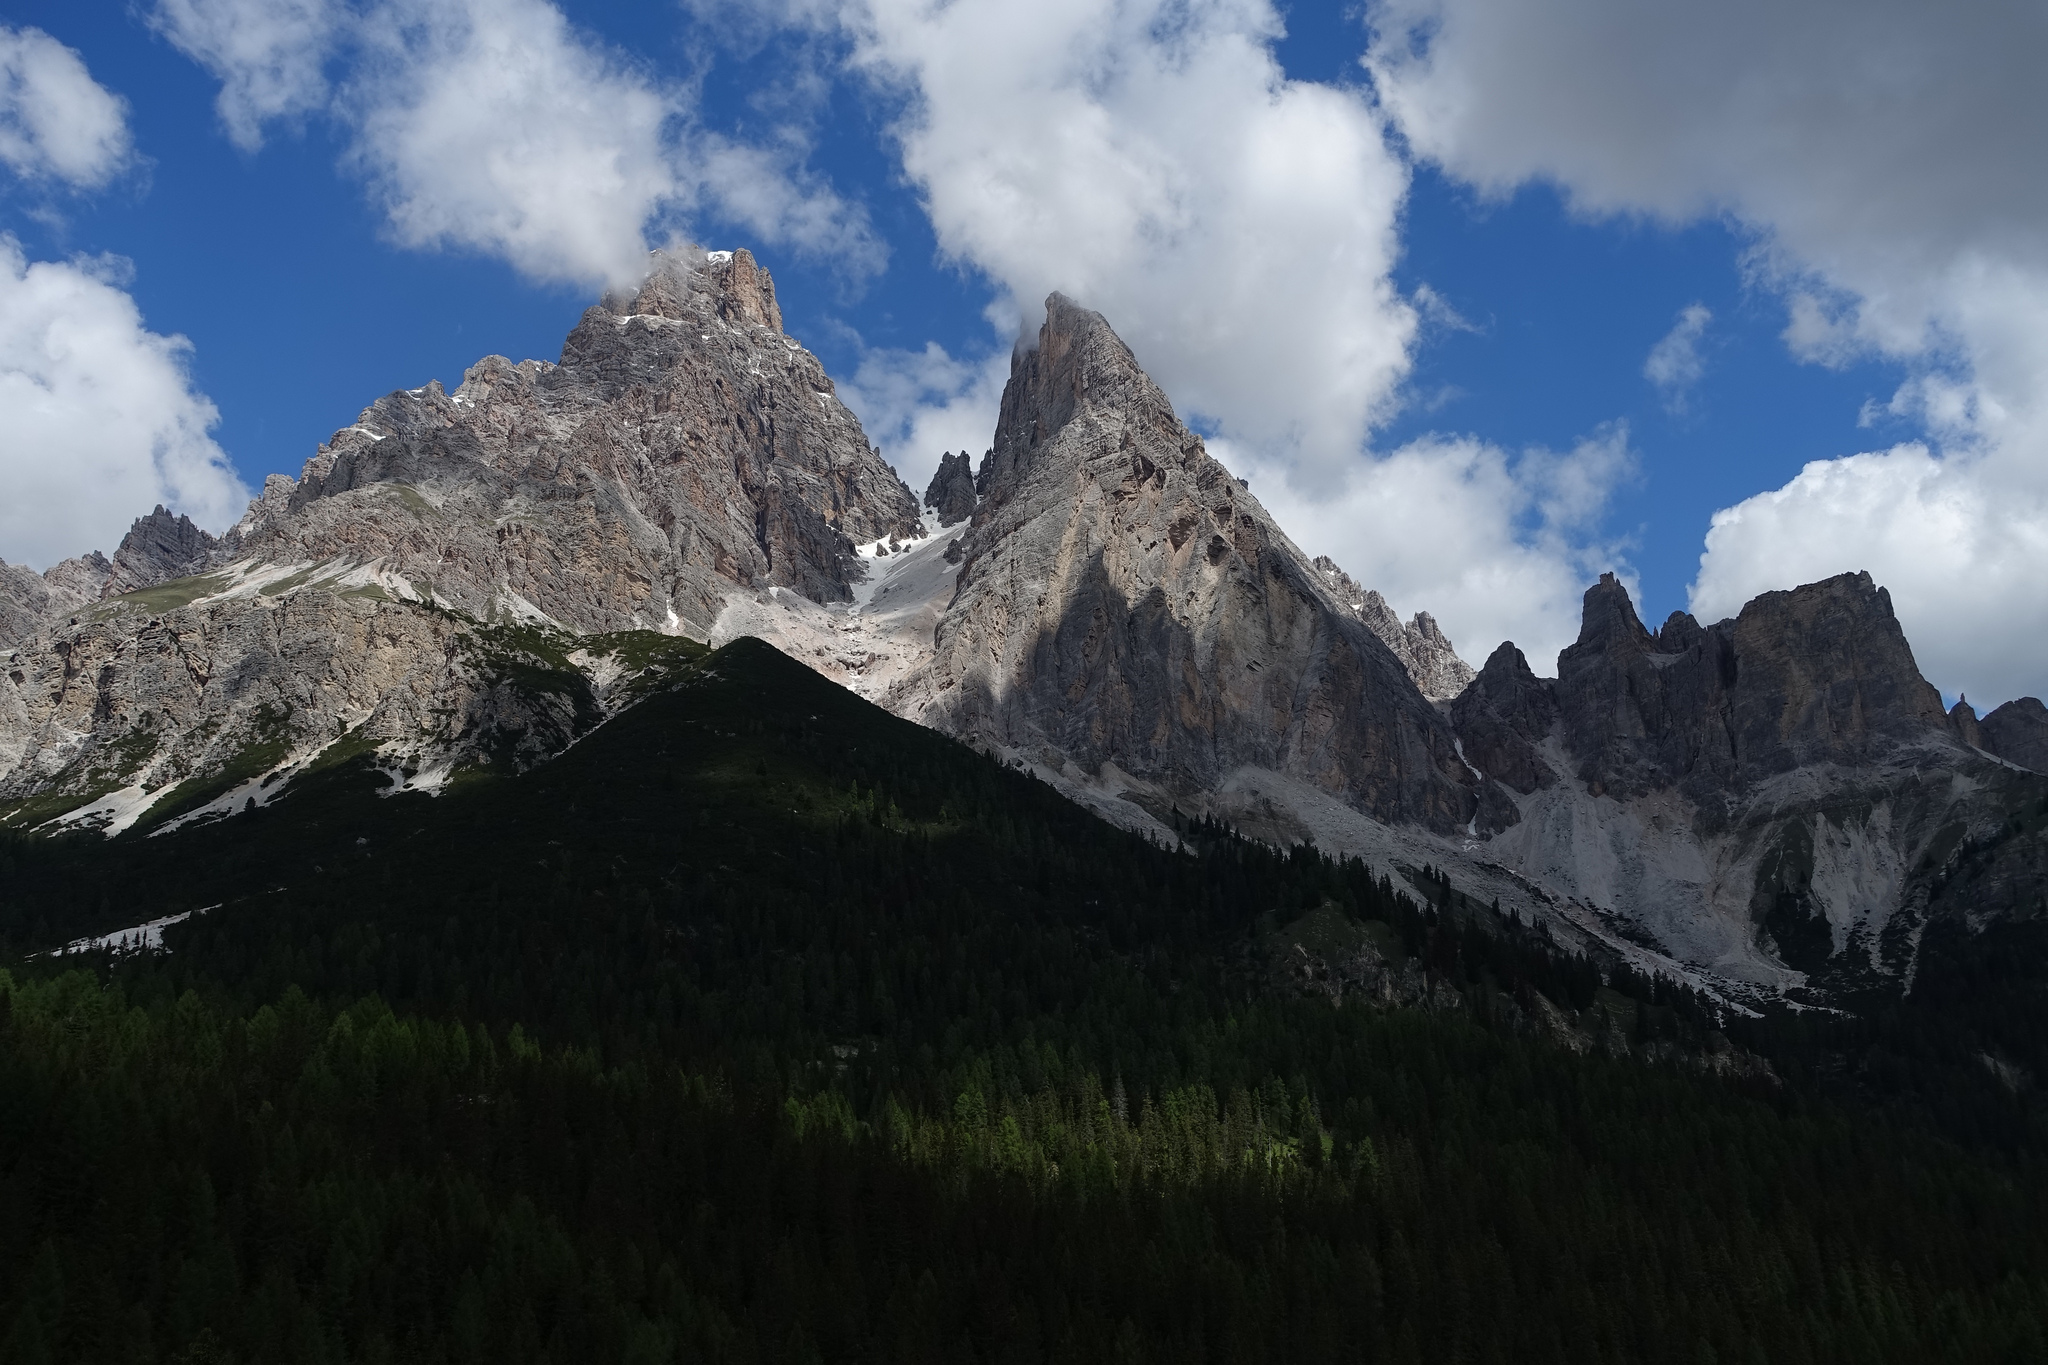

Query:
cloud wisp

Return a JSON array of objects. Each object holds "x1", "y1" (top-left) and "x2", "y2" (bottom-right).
[
  {"x1": 0, "y1": 26, "x2": 135, "y2": 190},
  {"x1": 1644, "y1": 303, "x2": 1711, "y2": 411}
]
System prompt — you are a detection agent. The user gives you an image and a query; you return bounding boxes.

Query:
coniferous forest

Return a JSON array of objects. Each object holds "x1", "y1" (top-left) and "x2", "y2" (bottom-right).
[{"x1": 4, "y1": 637, "x2": 2048, "y2": 1362}]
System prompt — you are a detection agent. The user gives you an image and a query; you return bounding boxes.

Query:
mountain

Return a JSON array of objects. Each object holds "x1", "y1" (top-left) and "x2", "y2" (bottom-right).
[
  {"x1": 5, "y1": 245, "x2": 2047, "y2": 1011},
  {"x1": 0, "y1": 248, "x2": 920, "y2": 835},
  {"x1": 9, "y1": 635, "x2": 2045, "y2": 1363}
]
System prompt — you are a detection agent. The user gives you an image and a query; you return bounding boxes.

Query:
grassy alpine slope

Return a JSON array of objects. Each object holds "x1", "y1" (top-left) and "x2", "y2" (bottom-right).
[{"x1": 3, "y1": 637, "x2": 2047, "y2": 1363}]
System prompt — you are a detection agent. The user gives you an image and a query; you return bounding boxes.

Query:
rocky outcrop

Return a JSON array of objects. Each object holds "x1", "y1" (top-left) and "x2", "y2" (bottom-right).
[
  {"x1": 106, "y1": 507, "x2": 220, "y2": 596},
  {"x1": 1981, "y1": 697, "x2": 2048, "y2": 772},
  {"x1": 1447, "y1": 642, "x2": 1557, "y2": 794},
  {"x1": 1462, "y1": 570, "x2": 2048, "y2": 992},
  {"x1": 0, "y1": 553, "x2": 111, "y2": 647},
  {"x1": 896, "y1": 294, "x2": 1482, "y2": 835},
  {"x1": 1311, "y1": 555, "x2": 1475, "y2": 702},
  {"x1": 923, "y1": 451, "x2": 977, "y2": 526}
]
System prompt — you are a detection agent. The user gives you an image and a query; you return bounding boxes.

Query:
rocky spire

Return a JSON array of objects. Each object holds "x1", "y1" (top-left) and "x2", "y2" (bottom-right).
[
  {"x1": 923, "y1": 451, "x2": 977, "y2": 526},
  {"x1": 105, "y1": 507, "x2": 219, "y2": 596},
  {"x1": 903, "y1": 293, "x2": 1487, "y2": 835}
]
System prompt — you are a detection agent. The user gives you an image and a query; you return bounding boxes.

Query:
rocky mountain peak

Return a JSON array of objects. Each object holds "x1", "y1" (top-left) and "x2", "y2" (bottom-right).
[
  {"x1": 923, "y1": 451, "x2": 977, "y2": 526},
  {"x1": 106, "y1": 506, "x2": 219, "y2": 596},
  {"x1": 1448, "y1": 642, "x2": 1558, "y2": 794},
  {"x1": 613, "y1": 246, "x2": 784, "y2": 334},
  {"x1": 1983, "y1": 696, "x2": 2048, "y2": 771},
  {"x1": 903, "y1": 292, "x2": 1482, "y2": 836}
]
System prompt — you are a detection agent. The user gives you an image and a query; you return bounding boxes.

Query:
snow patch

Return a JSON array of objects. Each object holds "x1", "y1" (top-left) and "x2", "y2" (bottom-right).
[{"x1": 55, "y1": 906, "x2": 214, "y2": 955}]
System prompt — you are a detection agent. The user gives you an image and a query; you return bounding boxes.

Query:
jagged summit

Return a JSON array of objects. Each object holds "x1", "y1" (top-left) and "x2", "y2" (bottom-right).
[
  {"x1": 897, "y1": 292, "x2": 1484, "y2": 835},
  {"x1": 922, "y1": 451, "x2": 977, "y2": 526},
  {"x1": 1310, "y1": 555, "x2": 1475, "y2": 702}
]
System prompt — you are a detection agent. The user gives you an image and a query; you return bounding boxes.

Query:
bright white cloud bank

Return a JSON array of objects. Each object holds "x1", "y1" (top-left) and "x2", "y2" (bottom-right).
[
  {"x1": 154, "y1": 0, "x2": 879, "y2": 290},
  {"x1": 0, "y1": 35, "x2": 242, "y2": 568},
  {"x1": 0, "y1": 240, "x2": 248, "y2": 569},
  {"x1": 827, "y1": 0, "x2": 1627, "y2": 672},
  {"x1": 1368, "y1": 0, "x2": 2048, "y2": 703},
  {"x1": 0, "y1": 26, "x2": 133, "y2": 189}
]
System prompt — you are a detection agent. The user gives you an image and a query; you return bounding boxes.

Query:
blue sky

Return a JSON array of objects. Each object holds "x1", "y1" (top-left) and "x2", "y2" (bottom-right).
[{"x1": 1, "y1": 0, "x2": 2041, "y2": 704}]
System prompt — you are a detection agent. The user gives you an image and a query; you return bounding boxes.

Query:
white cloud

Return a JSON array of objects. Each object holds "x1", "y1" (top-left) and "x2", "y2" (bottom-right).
[
  {"x1": 151, "y1": 0, "x2": 880, "y2": 291},
  {"x1": 0, "y1": 26, "x2": 133, "y2": 189},
  {"x1": 0, "y1": 239, "x2": 248, "y2": 570},
  {"x1": 149, "y1": 0, "x2": 340, "y2": 150},
  {"x1": 845, "y1": 0, "x2": 1417, "y2": 481},
  {"x1": 1236, "y1": 425, "x2": 1637, "y2": 674},
  {"x1": 835, "y1": 340, "x2": 1007, "y2": 493},
  {"x1": 1644, "y1": 302, "x2": 1710, "y2": 409},
  {"x1": 1366, "y1": 0, "x2": 2048, "y2": 701}
]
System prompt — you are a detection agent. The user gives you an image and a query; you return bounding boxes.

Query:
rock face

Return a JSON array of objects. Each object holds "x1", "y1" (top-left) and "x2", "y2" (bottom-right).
[
  {"x1": 1462, "y1": 571, "x2": 2048, "y2": 992},
  {"x1": 923, "y1": 451, "x2": 978, "y2": 526},
  {"x1": 219, "y1": 247, "x2": 919, "y2": 631},
  {"x1": 1447, "y1": 642, "x2": 1557, "y2": 795},
  {"x1": 0, "y1": 553, "x2": 111, "y2": 647},
  {"x1": 1311, "y1": 555, "x2": 1476, "y2": 702},
  {"x1": 106, "y1": 507, "x2": 220, "y2": 597},
  {"x1": 1982, "y1": 697, "x2": 2048, "y2": 772},
  {"x1": 0, "y1": 247, "x2": 918, "y2": 832},
  {"x1": 895, "y1": 295, "x2": 1481, "y2": 835}
]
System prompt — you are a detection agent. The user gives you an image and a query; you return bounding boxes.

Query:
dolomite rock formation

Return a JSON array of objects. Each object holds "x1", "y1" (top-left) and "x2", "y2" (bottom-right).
[
  {"x1": 1459, "y1": 571, "x2": 2048, "y2": 990},
  {"x1": 894, "y1": 294, "x2": 1484, "y2": 836},
  {"x1": 923, "y1": 451, "x2": 978, "y2": 526},
  {"x1": 220, "y1": 247, "x2": 919, "y2": 630},
  {"x1": 0, "y1": 553, "x2": 111, "y2": 647},
  {"x1": 106, "y1": 507, "x2": 220, "y2": 597},
  {"x1": 1981, "y1": 697, "x2": 2048, "y2": 772},
  {"x1": 1312, "y1": 555, "x2": 1476, "y2": 702},
  {"x1": 0, "y1": 247, "x2": 919, "y2": 832}
]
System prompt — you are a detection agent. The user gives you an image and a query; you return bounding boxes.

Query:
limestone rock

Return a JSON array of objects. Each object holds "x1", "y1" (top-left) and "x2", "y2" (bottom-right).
[
  {"x1": 0, "y1": 246, "x2": 918, "y2": 829},
  {"x1": 1949, "y1": 699, "x2": 1984, "y2": 750},
  {"x1": 1983, "y1": 697, "x2": 2048, "y2": 772},
  {"x1": 897, "y1": 294, "x2": 1482, "y2": 835},
  {"x1": 106, "y1": 507, "x2": 220, "y2": 596},
  {"x1": 1310, "y1": 555, "x2": 1476, "y2": 702},
  {"x1": 1447, "y1": 642, "x2": 1557, "y2": 794},
  {"x1": 923, "y1": 451, "x2": 978, "y2": 526},
  {"x1": 0, "y1": 553, "x2": 111, "y2": 647}
]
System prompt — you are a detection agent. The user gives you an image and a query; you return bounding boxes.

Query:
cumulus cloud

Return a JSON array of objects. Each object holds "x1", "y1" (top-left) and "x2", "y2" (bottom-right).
[
  {"x1": 1366, "y1": 0, "x2": 2048, "y2": 700},
  {"x1": 844, "y1": 0, "x2": 1417, "y2": 480},
  {"x1": 0, "y1": 239, "x2": 248, "y2": 570},
  {"x1": 151, "y1": 0, "x2": 879, "y2": 290},
  {"x1": 1644, "y1": 303, "x2": 1710, "y2": 410},
  {"x1": 149, "y1": 0, "x2": 339, "y2": 150},
  {"x1": 835, "y1": 340, "x2": 1007, "y2": 492},
  {"x1": 0, "y1": 26, "x2": 133, "y2": 189},
  {"x1": 1237, "y1": 426, "x2": 1637, "y2": 673}
]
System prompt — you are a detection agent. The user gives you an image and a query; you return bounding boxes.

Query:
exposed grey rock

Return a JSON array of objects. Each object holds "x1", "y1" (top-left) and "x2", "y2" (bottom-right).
[
  {"x1": 106, "y1": 506, "x2": 220, "y2": 596},
  {"x1": 0, "y1": 552, "x2": 111, "y2": 647},
  {"x1": 1982, "y1": 696, "x2": 2048, "y2": 772},
  {"x1": 923, "y1": 451, "x2": 977, "y2": 526},
  {"x1": 1309, "y1": 556, "x2": 1475, "y2": 702},
  {"x1": 0, "y1": 246, "x2": 918, "y2": 829},
  {"x1": 221, "y1": 245, "x2": 919, "y2": 633},
  {"x1": 896, "y1": 294, "x2": 1483, "y2": 836},
  {"x1": 1949, "y1": 699, "x2": 1984, "y2": 750},
  {"x1": 1447, "y1": 642, "x2": 1557, "y2": 794}
]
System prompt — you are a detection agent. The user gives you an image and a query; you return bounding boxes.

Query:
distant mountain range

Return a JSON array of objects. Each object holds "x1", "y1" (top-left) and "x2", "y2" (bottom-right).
[{"x1": 6, "y1": 246, "x2": 2046, "y2": 1011}]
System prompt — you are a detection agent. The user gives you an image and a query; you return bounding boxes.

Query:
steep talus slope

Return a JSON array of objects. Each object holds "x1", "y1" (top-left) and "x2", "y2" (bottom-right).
[
  {"x1": 894, "y1": 295, "x2": 1484, "y2": 836},
  {"x1": 0, "y1": 248, "x2": 917, "y2": 832},
  {"x1": 1461, "y1": 571, "x2": 2048, "y2": 992}
]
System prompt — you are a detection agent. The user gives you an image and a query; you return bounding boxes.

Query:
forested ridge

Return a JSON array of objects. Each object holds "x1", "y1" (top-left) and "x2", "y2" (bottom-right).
[{"x1": 3, "y1": 636, "x2": 2046, "y2": 1363}]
